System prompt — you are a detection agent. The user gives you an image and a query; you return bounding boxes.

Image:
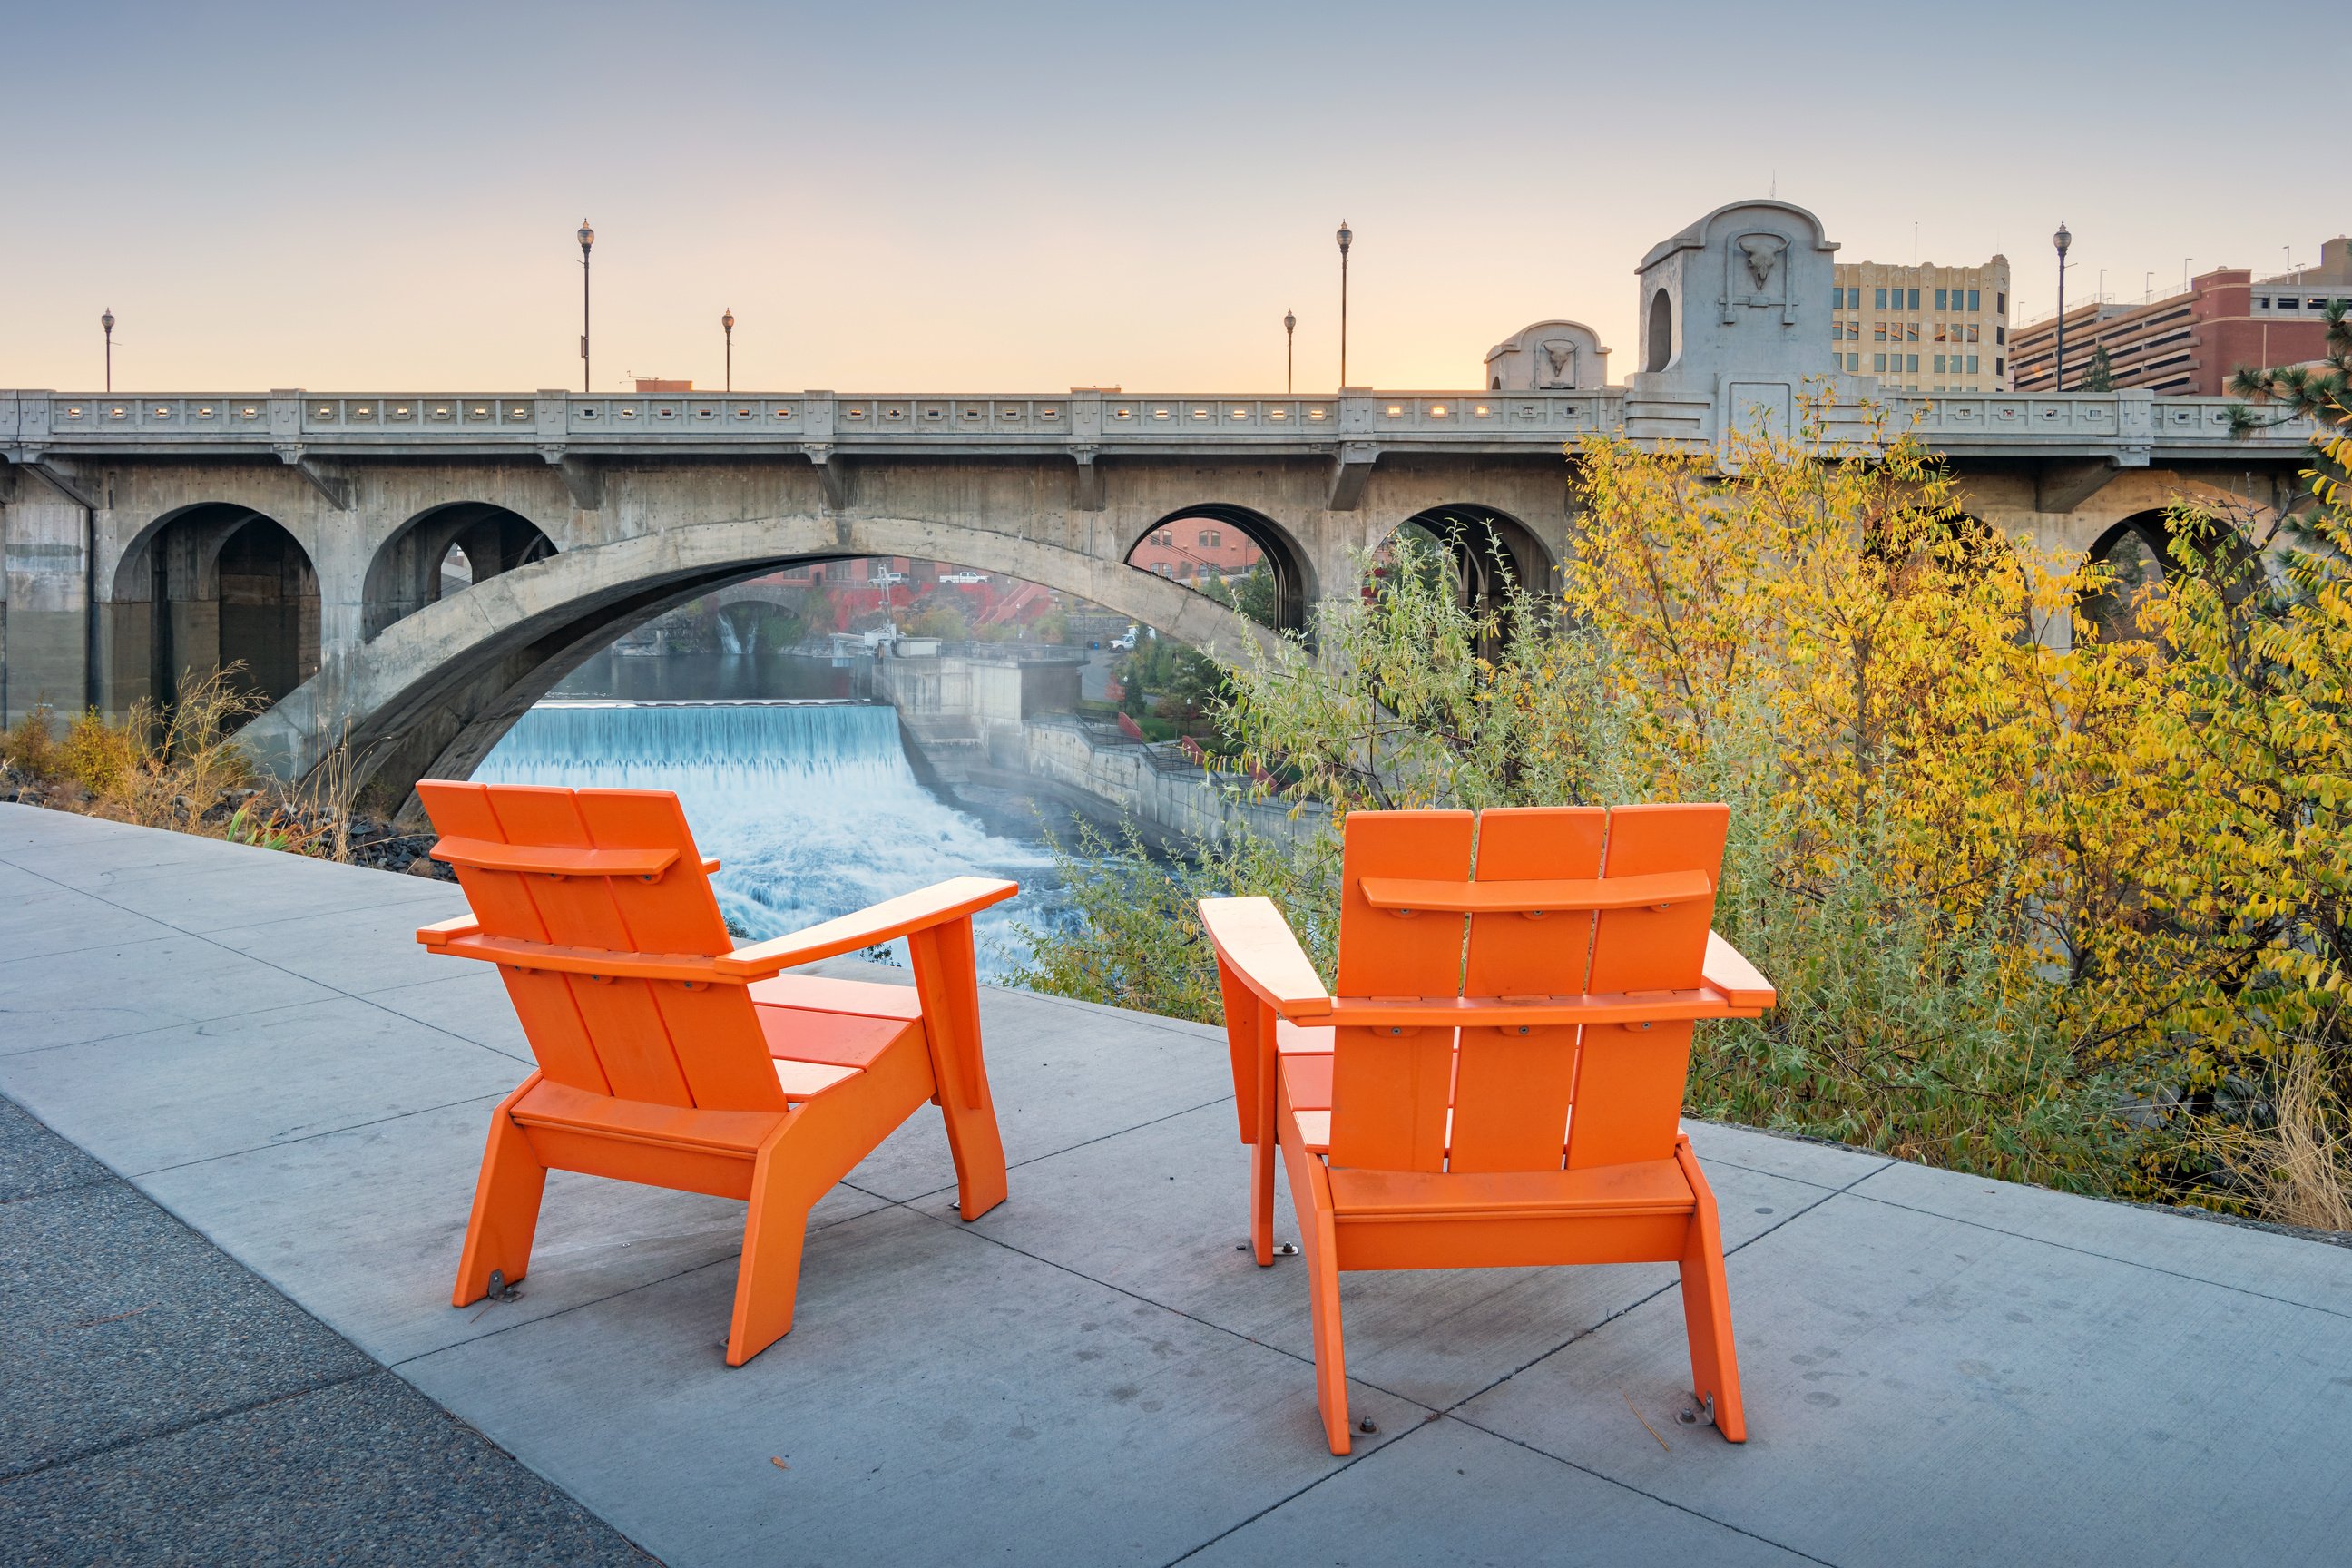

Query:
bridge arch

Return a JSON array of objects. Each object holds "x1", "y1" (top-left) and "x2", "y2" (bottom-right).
[
  {"x1": 239, "y1": 514, "x2": 1289, "y2": 808},
  {"x1": 2078, "y1": 509, "x2": 2178, "y2": 642},
  {"x1": 363, "y1": 502, "x2": 558, "y2": 639},
  {"x1": 1122, "y1": 503, "x2": 1311, "y2": 632},
  {"x1": 109, "y1": 501, "x2": 322, "y2": 710},
  {"x1": 1376, "y1": 503, "x2": 1555, "y2": 617}
]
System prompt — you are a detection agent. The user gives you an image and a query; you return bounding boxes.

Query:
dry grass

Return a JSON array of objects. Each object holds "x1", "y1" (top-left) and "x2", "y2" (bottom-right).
[
  {"x1": 2256, "y1": 1048, "x2": 2352, "y2": 1232},
  {"x1": 2191, "y1": 1044, "x2": 2352, "y2": 1234}
]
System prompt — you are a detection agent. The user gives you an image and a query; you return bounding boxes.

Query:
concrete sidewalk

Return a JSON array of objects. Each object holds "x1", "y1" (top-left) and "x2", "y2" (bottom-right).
[{"x1": 1, "y1": 802, "x2": 2347, "y2": 1566}]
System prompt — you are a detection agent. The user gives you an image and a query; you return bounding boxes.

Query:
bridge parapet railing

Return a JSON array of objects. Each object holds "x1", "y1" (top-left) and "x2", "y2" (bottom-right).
[
  {"x1": 1882, "y1": 390, "x2": 2318, "y2": 452},
  {"x1": 3, "y1": 387, "x2": 2317, "y2": 457},
  {"x1": 2, "y1": 388, "x2": 1624, "y2": 450}
]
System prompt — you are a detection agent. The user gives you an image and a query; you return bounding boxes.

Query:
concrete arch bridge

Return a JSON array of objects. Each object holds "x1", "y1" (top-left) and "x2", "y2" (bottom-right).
[{"x1": 0, "y1": 201, "x2": 2320, "y2": 806}]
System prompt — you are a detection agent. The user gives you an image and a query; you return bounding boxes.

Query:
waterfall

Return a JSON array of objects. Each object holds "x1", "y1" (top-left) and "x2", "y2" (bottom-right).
[
  {"x1": 714, "y1": 613, "x2": 748, "y2": 655},
  {"x1": 475, "y1": 701, "x2": 1054, "y2": 976}
]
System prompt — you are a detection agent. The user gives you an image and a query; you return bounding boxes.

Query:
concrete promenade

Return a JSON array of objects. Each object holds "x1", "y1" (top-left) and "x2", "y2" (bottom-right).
[{"x1": 2, "y1": 803, "x2": 2347, "y2": 1565}]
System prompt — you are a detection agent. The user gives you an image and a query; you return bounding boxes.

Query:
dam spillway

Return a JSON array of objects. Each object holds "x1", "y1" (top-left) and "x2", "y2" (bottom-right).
[{"x1": 473, "y1": 699, "x2": 1055, "y2": 976}]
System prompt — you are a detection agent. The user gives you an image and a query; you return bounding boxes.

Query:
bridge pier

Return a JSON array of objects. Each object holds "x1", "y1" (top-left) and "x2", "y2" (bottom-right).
[{"x1": 0, "y1": 475, "x2": 98, "y2": 724}]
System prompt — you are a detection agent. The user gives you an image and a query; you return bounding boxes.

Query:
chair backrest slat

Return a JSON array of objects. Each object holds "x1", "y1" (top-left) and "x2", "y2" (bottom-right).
[
  {"x1": 417, "y1": 780, "x2": 785, "y2": 1113},
  {"x1": 1449, "y1": 807, "x2": 1605, "y2": 1173},
  {"x1": 1563, "y1": 803, "x2": 1726, "y2": 1171},
  {"x1": 1323, "y1": 802, "x2": 1726, "y2": 1180},
  {"x1": 1327, "y1": 811, "x2": 1473, "y2": 1173}
]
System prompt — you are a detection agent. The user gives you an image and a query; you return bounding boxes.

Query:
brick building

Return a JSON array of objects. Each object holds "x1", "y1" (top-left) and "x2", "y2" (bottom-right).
[
  {"x1": 1125, "y1": 519, "x2": 1264, "y2": 584},
  {"x1": 2010, "y1": 237, "x2": 2351, "y2": 395}
]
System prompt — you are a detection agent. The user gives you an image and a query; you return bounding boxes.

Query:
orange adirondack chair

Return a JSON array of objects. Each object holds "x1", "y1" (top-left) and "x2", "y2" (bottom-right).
[
  {"x1": 1200, "y1": 804, "x2": 1775, "y2": 1453},
  {"x1": 413, "y1": 780, "x2": 1016, "y2": 1366}
]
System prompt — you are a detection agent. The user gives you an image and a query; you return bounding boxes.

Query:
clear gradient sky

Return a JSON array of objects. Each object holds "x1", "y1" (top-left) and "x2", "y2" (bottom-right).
[{"x1": 0, "y1": 1, "x2": 2328, "y2": 394}]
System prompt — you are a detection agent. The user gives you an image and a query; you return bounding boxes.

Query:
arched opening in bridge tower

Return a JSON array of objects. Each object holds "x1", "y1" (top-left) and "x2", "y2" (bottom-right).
[
  {"x1": 115, "y1": 504, "x2": 320, "y2": 715},
  {"x1": 1645, "y1": 288, "x2": 1675, "y2": 373},
  {"x1": 365, "y1": 503, "x2": 556, "y2": 639},
  {"x1": 1122, "y1": 505, "x2": 1306, "y2": 633}
]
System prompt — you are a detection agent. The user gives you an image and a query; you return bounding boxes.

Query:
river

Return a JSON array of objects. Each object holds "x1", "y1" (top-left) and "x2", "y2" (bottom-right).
[{"x1": 472, "y1": 651, "x2": 1066, "y2": 978}]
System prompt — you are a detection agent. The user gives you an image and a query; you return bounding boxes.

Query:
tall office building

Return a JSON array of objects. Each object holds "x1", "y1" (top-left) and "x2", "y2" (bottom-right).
[
  {"x1": 2010, "y1": 237, "x2": 2352, "y2": 395},
  {"x1": 1828, "y1": 257, "x2": 2012, "y2": 392}
]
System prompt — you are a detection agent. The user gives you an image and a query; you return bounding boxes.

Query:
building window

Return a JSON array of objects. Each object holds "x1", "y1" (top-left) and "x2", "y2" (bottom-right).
[
  {"x1": 1994, "y1": 358, "x2": 2004, "y2": 376},
  {"x1": 1873, "y1": 323, "x2": 1887, "y2": 341},
  {"x1": 1995, "y1": 326, "x2": 2005, "y2": 344},
  {"x1": 1906, "y1": 289, "x2": 1920, "y2": 309},
  {"x1": 1906, "y1": 354, "x2": 1918, "y2": 372},
  {"x1": 1996, "y1": 291, "x2": 2006, "y2": 313},
  {"x1": 2258, "y1": 296, "x2": 2272, "y2": 308},
  {"x1": 1875, "y1": 287, "x2": 1888, "y2": 309},
  {"x1": 1935, "y1": 289, "x2": 1948, "y2": 309},
  {"x1": 1198, "y1": 529, "x2": 1220, "y2": 548},
  {"x1": 1968, "y1": 289, "x2": 1981, "y2": 311},
  {"x1": 1933, "y1": 354, "x2": 1945, "y2": 373},
  {"x1": 1873, "y1": 352, "x2": 1886, "y2": 372},
  {"x1": 1906, "y1": 324, "x2": 1919, "y2": 342},
  {"x1": 1967, "y1": 355, "x2": 1980, "y2": 373}
]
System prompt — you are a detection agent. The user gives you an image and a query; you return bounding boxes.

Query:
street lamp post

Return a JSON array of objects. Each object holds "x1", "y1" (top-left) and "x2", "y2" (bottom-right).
[
  {"x1": 1336, "y1": 221, "x2": 1353, "y2": 387},
  {"x1": 1283, "y1": 309, "x2": 1296, "y2": 393},
  {"x1": 578, "y1": 220, "x2": 596, "y2": 394},
  {"x1": 722, "y1": 308, "x2": 735, "y2": 394},
  {"x1": 101, "y1": 309, "x2": 114, "y2": 393},
  {"x1": 2052, "y1": 220, "x2": 2072, "y2": 391}
]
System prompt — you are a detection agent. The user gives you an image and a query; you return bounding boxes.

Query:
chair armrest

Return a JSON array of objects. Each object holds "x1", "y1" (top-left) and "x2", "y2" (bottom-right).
[
  {"x1": 1702, "y1": 931, "x2": 1775, "y2": 1012},
  {"x1": 711, "y1": 877, "x2": 1018, "y2": 979},
  {"x1": 416, "y1": 914, "x2": 482, "y2": 948},
  {"x1": 1199, "y1": 897, "x2": 1332, "y2": 1020}
]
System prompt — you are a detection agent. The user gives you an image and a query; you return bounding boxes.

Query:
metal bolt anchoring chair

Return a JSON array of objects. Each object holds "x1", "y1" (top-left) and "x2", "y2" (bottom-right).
[{"x1": 1200, "y1": 805, "x2": 1775, "y2": 1452}]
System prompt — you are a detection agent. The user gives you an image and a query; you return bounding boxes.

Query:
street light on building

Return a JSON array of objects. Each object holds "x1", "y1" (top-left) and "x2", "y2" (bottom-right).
[
  {"x1": 1284, "y1": 309, "x2": 1296, "y2": 394},
  {"x1": 578, "y1": 220, "x2": 596, "y2": 394},
  {"x1": 722, "y1": 308, "x2": 735, "y2": 394},
  {"x1": 1336, "y1": 221, "x2": 1353, "y2": 388},
  {"x1": 101, "y1": 309, "x2": 115, "y2": 394},
  {"x1": 2052, "y1": 220, "x2": 2072, "y2": 391}
]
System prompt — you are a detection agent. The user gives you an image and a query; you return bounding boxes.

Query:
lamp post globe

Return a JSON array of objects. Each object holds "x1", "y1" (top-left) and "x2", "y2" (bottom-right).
[
  {"x1": 101, "y1": 309, "x2": 115, "y2": 394},
  {"x1": 2052, "y1": 220, "x2": 2073, "y2": 393},
  {"x1": 722, "y1": 309, "x2": 735, "y2": 395},
  {"x1": 1284, "y1": 309, "x2": 1296, "y2": 394}
]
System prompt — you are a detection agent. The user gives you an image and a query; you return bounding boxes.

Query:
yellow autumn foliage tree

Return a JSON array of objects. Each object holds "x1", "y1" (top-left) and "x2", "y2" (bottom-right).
[{"x1": 1016, "y1": 394, "x2": 2351, "y2": 1217}]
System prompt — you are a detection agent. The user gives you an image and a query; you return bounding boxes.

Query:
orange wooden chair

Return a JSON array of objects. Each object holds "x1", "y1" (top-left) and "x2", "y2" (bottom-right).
[
  {"x1": 1200, "y1": 804, "x2": 1775, "y2": 1453},
  {"x1": 412, "y1": 780, "x2": 1016, "y2": 1366}
]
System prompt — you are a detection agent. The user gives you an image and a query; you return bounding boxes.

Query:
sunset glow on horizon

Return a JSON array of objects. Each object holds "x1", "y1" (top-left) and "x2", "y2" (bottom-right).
[{"x1": 1, "y1": 1, "x2": 2321, "y2": 395}]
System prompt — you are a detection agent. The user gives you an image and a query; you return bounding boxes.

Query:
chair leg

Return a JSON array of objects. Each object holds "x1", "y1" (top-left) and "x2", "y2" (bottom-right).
[
  {"x1": 728, "y1": 1142, "x2": 818, "y2": 1367},
  {"x1": 1250, "y1": 1133, "x2": 1277, "y2": 1266},
  {"x1": 1250, "y1": 1003, "x2": 1279, "y2": 1266},
  {"x1": 908, "y1": 925, "x2": 1009, "y2": 1221},
  {"x1": 1279, "y1": 1100, "x2": 1351, "y2": 1455},
  {"x1": 1674, "y1": 1139, "x2": 1748, "y2": 1442},
  {"x1": 453, "y1": 1096, "x2": 546, "y2": 1308}
]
